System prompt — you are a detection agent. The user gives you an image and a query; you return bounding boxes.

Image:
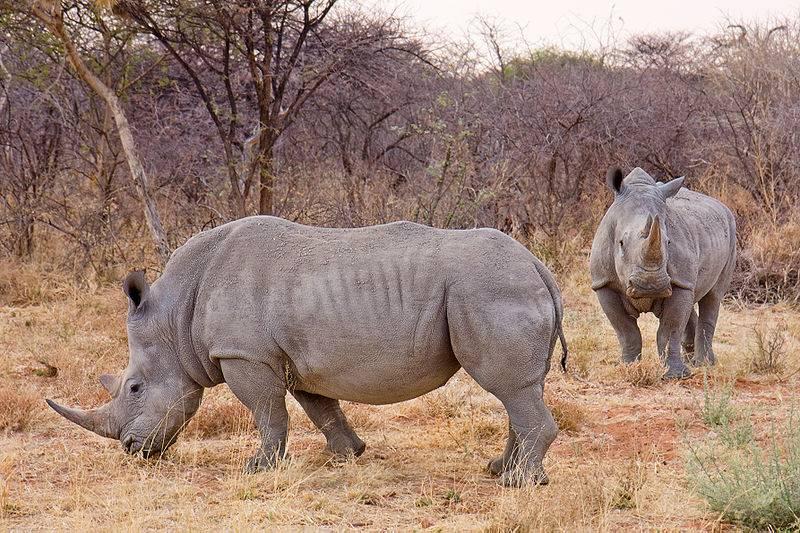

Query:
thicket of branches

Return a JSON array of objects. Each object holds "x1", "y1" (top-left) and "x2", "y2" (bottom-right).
[{"x1": 0, "y1": 1, "x2": 798, "y2": 302}]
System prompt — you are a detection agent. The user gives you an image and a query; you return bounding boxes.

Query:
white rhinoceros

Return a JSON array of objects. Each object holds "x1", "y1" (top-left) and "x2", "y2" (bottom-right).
[
  {"x1": 590, "y1": 168, "x2": 737, "y2": 378},
  {"x1": 48, "y1": 216, "x2": 567, "y2": 487}
]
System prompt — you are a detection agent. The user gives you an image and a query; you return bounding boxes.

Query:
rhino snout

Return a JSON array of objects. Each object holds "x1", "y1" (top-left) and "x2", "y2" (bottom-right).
[
  {"x1": 626, "y1": 274, "x2": 672, "y2": 299},
  {"x1": 121, "y1": 434, "x2": 165, "y2": 458}
]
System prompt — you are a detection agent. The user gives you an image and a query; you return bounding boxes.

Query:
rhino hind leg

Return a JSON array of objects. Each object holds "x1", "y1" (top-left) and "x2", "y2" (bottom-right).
[
  {"x1": 220, "y1": 358, "x2": 289, "y2": 473},
  {"x1": 498, "y1": 385, "x2": 558, "y2": 487},
  {"x1": 682, "y1": 308, "x2": 697, "y2": 356},
  {"x1": 447, "y1": 291, "x2": 556, "y2": 487},
  {"x1": 487, "y1": 421, "x2": 517, "y2": 476},
  {"x1": 694, "y1": 292, "x2": 722, "y2": 366},
  {"x1": 291, "y1": 390, "x2": 366, "y2": 460}
]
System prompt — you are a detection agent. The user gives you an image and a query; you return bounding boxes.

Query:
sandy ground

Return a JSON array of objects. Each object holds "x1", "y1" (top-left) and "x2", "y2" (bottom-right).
[{"x1": 1, "y1": 268, "x2": 799, "y2": 531}]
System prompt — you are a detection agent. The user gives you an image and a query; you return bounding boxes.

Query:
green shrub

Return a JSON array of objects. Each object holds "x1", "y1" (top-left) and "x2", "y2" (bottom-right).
[{"x1": 687, "y1": 416, "x2": 800, "y2": 530}]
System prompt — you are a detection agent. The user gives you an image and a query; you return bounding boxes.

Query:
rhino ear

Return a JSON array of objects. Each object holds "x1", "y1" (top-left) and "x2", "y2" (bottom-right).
[
  {"x1": 658, "y1": 176, "x2": 684, "y2": 199},
  {"x1": 606, "y1": 167, "x2": 624, "y2": 195},
  {"x1": 123, "y1": 270, "x2": 149, "y2": 311}
]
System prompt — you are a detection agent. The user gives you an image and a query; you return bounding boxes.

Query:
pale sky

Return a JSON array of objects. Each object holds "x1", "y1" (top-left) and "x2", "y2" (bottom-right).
[{"x1": 364, "y1": 0, "x2": 799, "y2": 50}]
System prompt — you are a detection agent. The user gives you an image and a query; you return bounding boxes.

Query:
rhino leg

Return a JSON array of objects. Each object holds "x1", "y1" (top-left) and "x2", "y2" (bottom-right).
[
  {"x1": 220, "y1": 358, "x2": 289, "y2": 473},
  {"x1": 447, "y1": 291, "x2": 556, "y2": 487},
  {"x1": 487, "y1": 421, "x2": 517, "y2": 476},
  {"x1": 498, "y1": 385, "x2": 558, "y2": 487},
  {"x1": 291, "y1": 390, "x2": 366, "y2": 460},
  {"x1": 656, "y1": 288, "x2": 694, "y2": 379},
  {"x1": 683, "y1": 308, "x2": 697, "y2": 356},
  {"x1": 694, "y1": 292, "x2": 721, "y2": 365},
  {"x1": 596, "y1": 287, "x2": 642, "y2": 363}
]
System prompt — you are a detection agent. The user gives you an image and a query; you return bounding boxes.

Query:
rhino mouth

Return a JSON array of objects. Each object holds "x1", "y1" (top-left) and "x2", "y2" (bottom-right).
[
  {"x1": 122, "y1": 434, "x2": 166, "y2": 458},
  {"x1": 626, "y1": 278, "x2": 672, "y2": 299}
]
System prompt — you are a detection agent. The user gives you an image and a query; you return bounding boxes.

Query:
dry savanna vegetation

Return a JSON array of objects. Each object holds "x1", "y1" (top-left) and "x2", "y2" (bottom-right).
[
  {"x1": 1, "y1": 263, "x2": 800, "y2": 530},
  {"x1": 1, "y1": 0, "x2": 800, "y2": 530}
]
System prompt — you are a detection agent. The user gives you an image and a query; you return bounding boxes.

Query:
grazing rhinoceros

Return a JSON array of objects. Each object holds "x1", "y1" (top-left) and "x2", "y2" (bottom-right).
[
  {"x1": 589, "y1": 168, "x2": 736, "y2": 379},
  {"x1": 47, "y1": 216, "x2": 568, "y2": 487}
]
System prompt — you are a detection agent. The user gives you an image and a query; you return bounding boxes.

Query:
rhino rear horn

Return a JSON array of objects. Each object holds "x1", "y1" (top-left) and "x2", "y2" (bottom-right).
[
  {"x1": 46, "y1": 399, "x2": 119, "y2": 439},
  {"x1": 643, "y1": 215, "x2": 663, "y2": 266}
]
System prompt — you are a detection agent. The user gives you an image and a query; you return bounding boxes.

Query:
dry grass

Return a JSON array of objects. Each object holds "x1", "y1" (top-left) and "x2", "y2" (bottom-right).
[
  {"x1": 748, "y1": 323, "x2": 789, "y2": 375},
  {"x1": 0, "y1": 260, "x2": 78, "y2": 307},
  {"x1": 0, "y1": 387, "x2": 41, "y2": 432},
  {"x1": 549, "y1": 397, "x2": 585, "y2": 433},
  {"x1": 0, "y1": 264, "x2": 799, "y2": 529},
  {"x1": 734, "y1": 218, "x2": 800, "y2": 304},
  {"x1": 621, "y1": 356, "x2": 666, "y2": 387}
]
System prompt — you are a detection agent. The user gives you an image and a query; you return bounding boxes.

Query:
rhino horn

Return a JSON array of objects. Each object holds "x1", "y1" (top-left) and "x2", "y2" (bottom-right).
[
  {"x1": 643, "y1": 215, "x2": 663, "y2": 266},
  {"x1": 46, "y1": 399, "x2": 118, "y2": 439}
]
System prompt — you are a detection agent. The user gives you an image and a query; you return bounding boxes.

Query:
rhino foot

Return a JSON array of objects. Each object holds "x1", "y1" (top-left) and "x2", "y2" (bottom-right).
[
  {"x1": 244, "y1": 451, "x2": 285, "y2": 474},
  {"x1": 663, "y1": 364, "x2": 692, "y2": 380},
  {"x1": 500, "y1": 467, "x2": 549, "y2": 488},
  {"x1": 688, "y1": 350, "x2": 716, "y2": 367},
  {"x1": 325, "y1": 433, "x2": 366, "y2": 461},
  {"x1": 487, "y1": 456, "x2": 508, "y2": 477}
]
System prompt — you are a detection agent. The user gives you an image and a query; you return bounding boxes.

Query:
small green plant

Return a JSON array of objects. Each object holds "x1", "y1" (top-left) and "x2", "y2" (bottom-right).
[
  {"x1": 719, "y1": 420, "x2": 754, "y2": 448},
  {"x1": 701, "y1": 380, "x2": 737, "y2": 428},
  {"x1": 687, "y1": 415, "x2": 800, "y2": 530},
  {"x1": 748, "y1": 324, "x2": 787, "y2": 375},
  {"x1": 414, "y1": 496, "x2": 433, "y2": 508},
  {"x1": 443, "y1": 489, "x2": 461, "y2": 504}
]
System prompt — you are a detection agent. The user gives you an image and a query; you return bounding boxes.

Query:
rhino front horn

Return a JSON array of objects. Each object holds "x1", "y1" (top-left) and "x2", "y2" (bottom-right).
[
  {"x1": 643, "y1": 215, "x2": 663, "y2": 266},
  {"x1": 46, "y1": 399, "x2": 118, "y2": 439}
]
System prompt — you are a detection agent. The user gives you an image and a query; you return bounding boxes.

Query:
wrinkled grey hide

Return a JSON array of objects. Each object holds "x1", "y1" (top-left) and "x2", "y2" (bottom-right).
[
  {"x1": 47, "y1": 217, "x2": 568, "y2": 487},
  {"x1": 590, "y1": 168, "x2": 736, "y2": 378}
]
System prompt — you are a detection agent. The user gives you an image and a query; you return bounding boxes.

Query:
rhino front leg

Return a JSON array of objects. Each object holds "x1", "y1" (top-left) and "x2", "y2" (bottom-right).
[
  {"x1": 291, "y1": 390, "x2": 366, "y2": 460},
  {"x1": 656, "y1": 288, "x2": 694, "y2": 379},
  {"x1": 596, "y1": 287, "x2": 642, "y2": 363},
  {"x1": 220, "y1": 358, "x2": 288, "y2": 473}
]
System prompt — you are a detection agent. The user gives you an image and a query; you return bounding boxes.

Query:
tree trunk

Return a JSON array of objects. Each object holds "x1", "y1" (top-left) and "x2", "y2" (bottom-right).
[
  {"x1": 258, "y1": 131, "x2": 276, "y2": 216},
  {"x1": 32, "y1": 3, "x2": 171, "y2": 265}
]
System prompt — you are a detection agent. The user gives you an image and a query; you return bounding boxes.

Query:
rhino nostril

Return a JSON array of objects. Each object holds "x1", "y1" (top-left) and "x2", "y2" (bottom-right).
[{"x1": 122, "y1": 435, "x2": 134, "y2": 453}]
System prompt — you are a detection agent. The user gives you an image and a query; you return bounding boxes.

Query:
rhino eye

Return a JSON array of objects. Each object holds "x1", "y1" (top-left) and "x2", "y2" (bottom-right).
[
  {"x1": 129, "y1": 383, "x2": 142, "y2": 394},
  {"x1": 619, "y1": 240, "x2": 624, "y2": 248}
]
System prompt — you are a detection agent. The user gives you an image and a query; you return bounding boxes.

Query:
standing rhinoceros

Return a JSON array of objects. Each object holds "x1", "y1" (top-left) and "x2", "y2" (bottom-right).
[
  {"x1": 47, "y1": 216, "x2": 567, "y2": 487},
  {"x1": 589, "y1": 168, "x2": 736, "y2": 379}
]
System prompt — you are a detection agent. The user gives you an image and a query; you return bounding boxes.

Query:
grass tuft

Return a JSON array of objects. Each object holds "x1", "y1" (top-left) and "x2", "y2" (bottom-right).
[
  {"x1": 609, "y1": 458, "x2": 648, "y2": 510},
  {"x1": 700, "y1": 381, "x2": 737, "y2": 428},
  {"x1": 621, "y1": 357, "x2": 665, "y2": 387},
  {"x1": 748, "y1": 323, "x2": 788, "y2": 376},
  {"x1": 0, "y1": 387, "x2": 41, "y2": 432},
  {"x1": 549, "y1": 398, "x2": 585, "y2": 433}
]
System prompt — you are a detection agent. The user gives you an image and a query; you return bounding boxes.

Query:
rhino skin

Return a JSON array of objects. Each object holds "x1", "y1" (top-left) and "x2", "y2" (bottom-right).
[
  {"x1": 589, "y1": 167, "x2": 736, "y2": 379},
  {"x1": 47, "y1": 216, "x2": 568, "y2": 487}
]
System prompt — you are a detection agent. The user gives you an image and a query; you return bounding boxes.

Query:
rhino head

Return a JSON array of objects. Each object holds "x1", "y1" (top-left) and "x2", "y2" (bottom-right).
[
  {"x1": 603, "y1": 167, "x2": 684, "y2": 299},
  {"x1": 47, "y1": 271, "x2": 203, "y2": 457}
]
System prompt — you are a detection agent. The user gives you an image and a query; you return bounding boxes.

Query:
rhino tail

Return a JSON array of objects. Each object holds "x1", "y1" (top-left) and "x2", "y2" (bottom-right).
[{"x1": 531, "y1": 257, "x2": 569, "y2": 372}]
